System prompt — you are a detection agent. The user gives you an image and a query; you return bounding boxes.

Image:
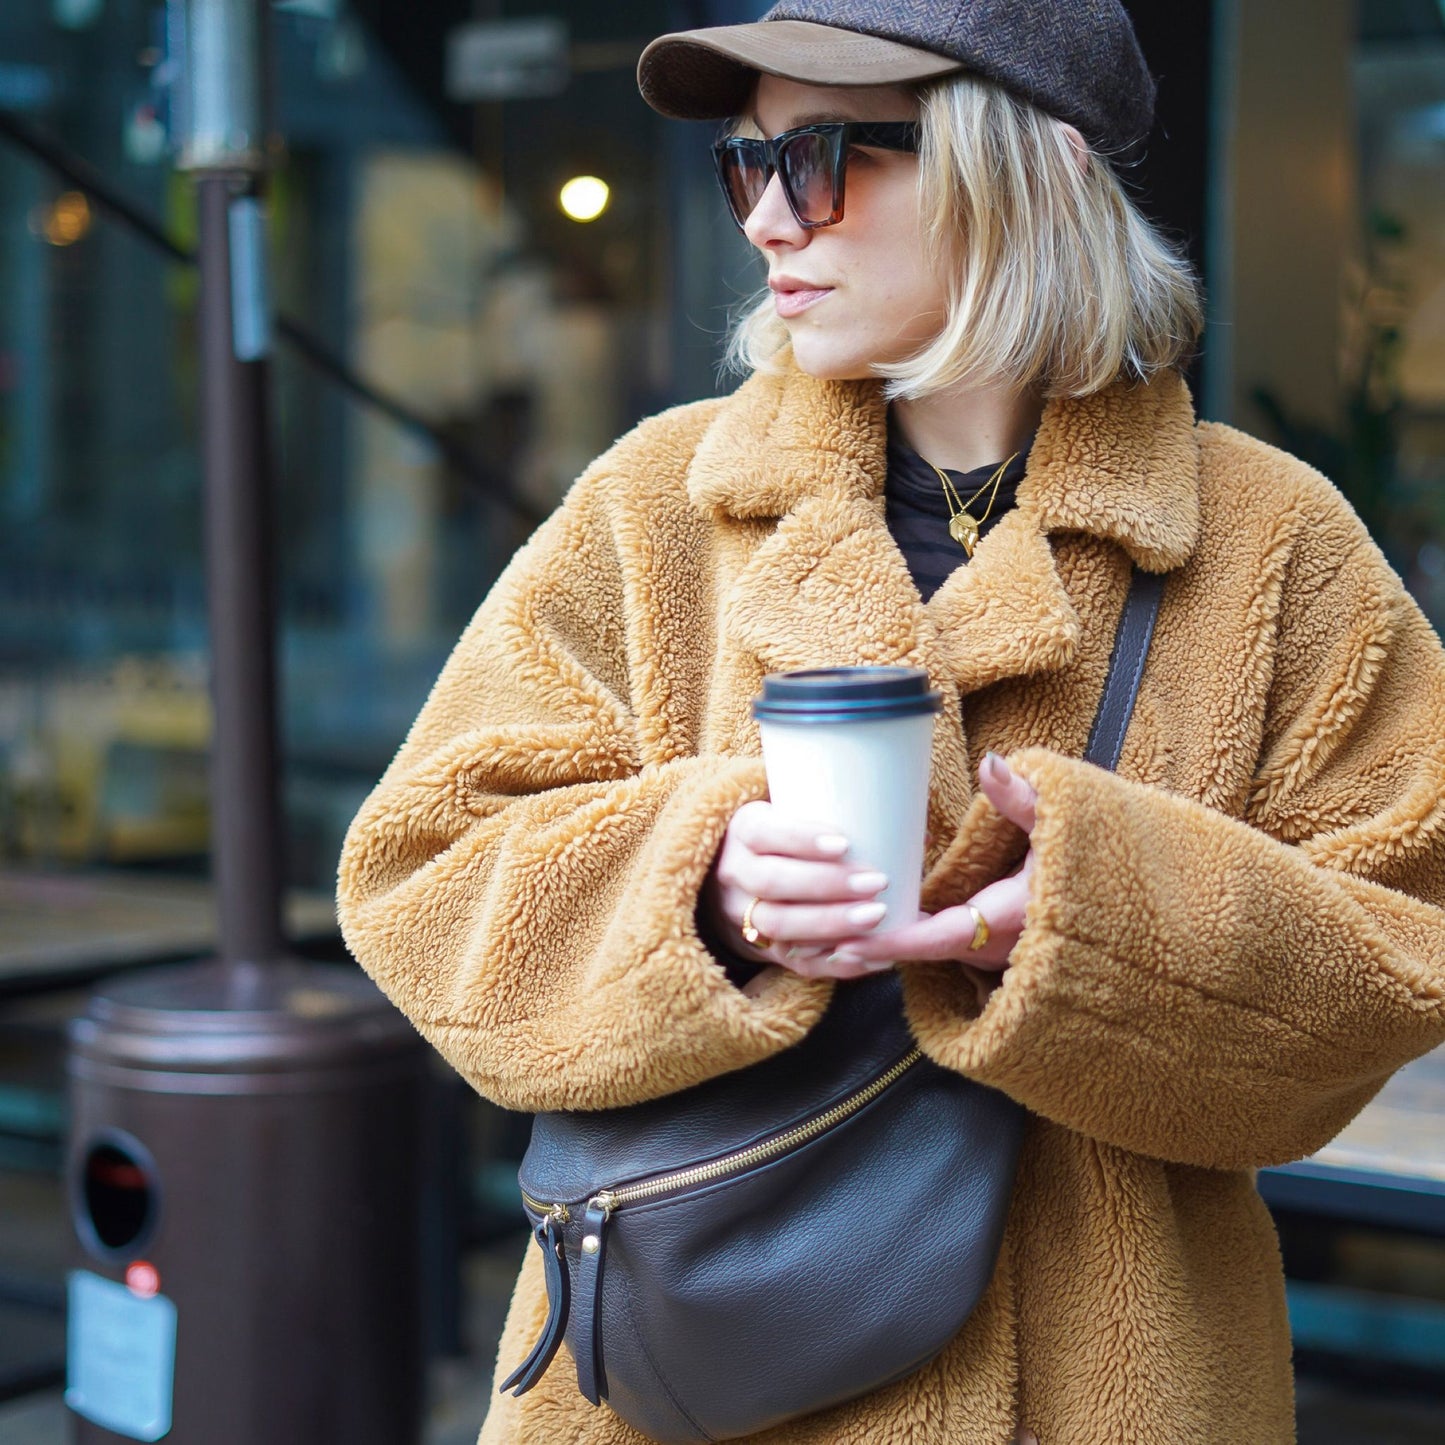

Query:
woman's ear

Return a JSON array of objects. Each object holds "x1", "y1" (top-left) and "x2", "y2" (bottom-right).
[{"x1": 1059, "y1": 123, "x2": 1090, "y2": 177}]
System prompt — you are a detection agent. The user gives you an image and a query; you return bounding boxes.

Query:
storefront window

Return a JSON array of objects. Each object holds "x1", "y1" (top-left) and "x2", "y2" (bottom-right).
[
  {"x1": 1354, "y1": 1, "x2": 1445, "y2": 620},
  {"x1": 1211, "y1": 0, "x2": 1445, "y2": 633},
  {"x1": 0, "y1": 1, "x2": 745, "y2": 894}
]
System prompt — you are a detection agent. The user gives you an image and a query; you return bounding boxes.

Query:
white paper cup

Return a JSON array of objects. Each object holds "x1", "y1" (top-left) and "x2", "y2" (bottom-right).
[{"x1": 753, "y1": 667, "x2": 942, "y2": 933}]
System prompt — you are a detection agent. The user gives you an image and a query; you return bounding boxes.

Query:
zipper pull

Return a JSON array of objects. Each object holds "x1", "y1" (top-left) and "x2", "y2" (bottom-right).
[
  {"x1": 572, "y1": 1196, "x2": 613, "y2": 1406},
  {"x1": 499, "y1": 1212, "x2": 571, "y2": 1396}
]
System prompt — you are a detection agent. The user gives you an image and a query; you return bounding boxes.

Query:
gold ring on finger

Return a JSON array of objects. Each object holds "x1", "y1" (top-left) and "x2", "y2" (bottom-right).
[
  {"x1": 741, "y1": 896, "x2": 771, "y2": 949},
  {"x1": 967, "y1": 905, "x2": 991, "y2": 952}
]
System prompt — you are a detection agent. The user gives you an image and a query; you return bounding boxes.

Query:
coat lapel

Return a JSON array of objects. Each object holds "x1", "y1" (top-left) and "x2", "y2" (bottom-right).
[
  {"x1": 688, "y1": 368, "x2": 884, "y2": 522},
  {"x1": 1023, "y1": 375, "x2": 1203, "y2": 574},
  {"x1": 707, "y1": 412, "x2": 980, "y2": 847},
  {"x1": 692, "y1": 364, "x2": 936, "y2": 689},
  {"x1": 924, "y1": 511, "x2": 1083, "y2": 695}
]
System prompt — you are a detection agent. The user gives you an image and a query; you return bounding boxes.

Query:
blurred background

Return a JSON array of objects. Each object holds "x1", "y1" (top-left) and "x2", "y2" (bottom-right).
[{"x1": 0, "y1": 2, "x2": 1443, "y2": 1442}]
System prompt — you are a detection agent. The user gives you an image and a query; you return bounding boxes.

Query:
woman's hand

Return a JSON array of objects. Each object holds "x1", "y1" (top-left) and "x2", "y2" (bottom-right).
[
  {"x1": 703, "y1": 752, "x2": 1040, "y2": 986},
  {"x1": 824, "y1": 753, "x2": 1040, "y2": 976},
  {"x1": 702, "y1": 800, "x2": 894, "y2": 982}
]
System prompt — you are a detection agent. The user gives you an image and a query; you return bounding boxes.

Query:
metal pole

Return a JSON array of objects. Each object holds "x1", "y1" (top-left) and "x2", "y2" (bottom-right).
[
  {"x1": 179, "y1": 0, "x2": 284, "y2": 969},
  {"x1": 196, "y1": 169, "x2": 285, "y2": 967},
  {"x1": 63, "y1": 15, "x2": 430, "y2": 1441}
]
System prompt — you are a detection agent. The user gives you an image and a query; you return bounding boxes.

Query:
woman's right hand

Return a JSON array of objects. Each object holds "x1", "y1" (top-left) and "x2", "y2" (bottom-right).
[{"x1": 701, "y1": 800, "x2": 893, "y2": 983}]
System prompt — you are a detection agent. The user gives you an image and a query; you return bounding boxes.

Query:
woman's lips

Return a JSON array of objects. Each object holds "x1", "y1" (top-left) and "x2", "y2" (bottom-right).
[{"x1": 772, "y1": 286, "x2": 833, "y2": 319}]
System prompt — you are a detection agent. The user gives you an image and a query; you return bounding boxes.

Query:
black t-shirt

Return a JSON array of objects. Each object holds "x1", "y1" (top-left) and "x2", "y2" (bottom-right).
[{"x1": 884, "y1": 427, "x2": 1031, "y2": 601}]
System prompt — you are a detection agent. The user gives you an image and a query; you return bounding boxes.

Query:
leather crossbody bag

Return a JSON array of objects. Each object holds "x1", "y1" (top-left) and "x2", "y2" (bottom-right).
[{"x1": 502, "y1": 567, "x2": 1165, "y2": 1443}]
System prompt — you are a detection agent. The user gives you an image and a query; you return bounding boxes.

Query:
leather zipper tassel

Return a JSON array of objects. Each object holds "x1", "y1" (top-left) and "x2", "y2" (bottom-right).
[
  {"x1": 500, "y1": 1214, "x2": 571, "y2": 1396},
  {"x1": 572, "y1": 1197, "x2": 612, "y2": 1405}
]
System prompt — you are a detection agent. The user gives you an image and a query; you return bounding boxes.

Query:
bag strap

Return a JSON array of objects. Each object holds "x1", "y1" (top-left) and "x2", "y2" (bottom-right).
[{"x1": 1083, "y1": 567, "x2": 1165, "y2": 771}]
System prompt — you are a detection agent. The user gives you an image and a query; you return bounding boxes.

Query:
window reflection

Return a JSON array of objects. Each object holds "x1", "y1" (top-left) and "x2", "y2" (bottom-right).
[
  {"x1": 1355, "y1": 24, "x2": 1445, "y2": 620},
  {"x1": 0, "y1": 1, "x2": 688, "y2": 894}
]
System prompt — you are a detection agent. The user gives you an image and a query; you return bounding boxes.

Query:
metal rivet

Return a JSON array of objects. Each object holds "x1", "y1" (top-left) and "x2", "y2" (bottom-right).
[{"x1": 582, "y1": 1235, "x2": 600, "y2": 1254}]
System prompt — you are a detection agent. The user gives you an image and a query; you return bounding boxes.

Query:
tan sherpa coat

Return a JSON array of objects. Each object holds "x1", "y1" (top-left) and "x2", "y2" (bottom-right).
[{"x1": 337, "y1": 364, "x2": 1445, "y2": 1445}]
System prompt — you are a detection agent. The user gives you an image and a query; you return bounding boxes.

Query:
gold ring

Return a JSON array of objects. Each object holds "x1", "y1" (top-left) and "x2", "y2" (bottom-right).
[
  {"x1": 741, "y1": 896, "x2": 771, "y2": 949},
  {"x1": 967, "y1": 905, "x2": 991, "y2": 952}
]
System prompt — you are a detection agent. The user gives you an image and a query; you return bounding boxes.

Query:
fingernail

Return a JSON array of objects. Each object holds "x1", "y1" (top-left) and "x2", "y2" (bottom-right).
[
  {"x1": 816, "y1": 833, "x2": 850, "y2": 856},
  {"x1": 983, "y1": 751, "x2": 1008, "y2": 784},
  {"x1": 828, "y1": 950, "x2": 862, "y2": 967},
  {"x1": 847, "y1": 871, "x2": 889, "y2": 895},
  {"x1": 863, "y1": 959, "x2": 895, "y2": 973},
  {"x1": 844, "y1": 902, "x2": 887, "y2": 928}
]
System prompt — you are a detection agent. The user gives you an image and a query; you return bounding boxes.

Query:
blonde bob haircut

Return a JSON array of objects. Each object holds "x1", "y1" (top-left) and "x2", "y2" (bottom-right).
[{"x1": 725, "y1": 73, "x2": 1205, "y2": 400}]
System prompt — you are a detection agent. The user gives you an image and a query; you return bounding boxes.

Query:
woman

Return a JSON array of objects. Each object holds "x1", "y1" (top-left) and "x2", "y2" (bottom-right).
[{"x1": 338, "y1": 4, "x2": 1445, "y2": 1442}]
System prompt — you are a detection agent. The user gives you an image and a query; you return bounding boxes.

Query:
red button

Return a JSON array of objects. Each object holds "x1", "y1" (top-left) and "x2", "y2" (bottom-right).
[{"x1": 125, "y1": 1261, "x2": 160, "y2": 1298}]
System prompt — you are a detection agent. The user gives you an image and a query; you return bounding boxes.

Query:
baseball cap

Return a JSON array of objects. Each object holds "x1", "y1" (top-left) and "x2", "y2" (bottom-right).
[{"x1": 638, "y1": 0, "x2": 1156, "y2": 159}]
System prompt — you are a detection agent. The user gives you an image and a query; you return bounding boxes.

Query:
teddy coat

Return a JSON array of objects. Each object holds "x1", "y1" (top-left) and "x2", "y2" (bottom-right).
[{"x1": 336, "y1": 363, "x2": 1445, "y2": 1445}]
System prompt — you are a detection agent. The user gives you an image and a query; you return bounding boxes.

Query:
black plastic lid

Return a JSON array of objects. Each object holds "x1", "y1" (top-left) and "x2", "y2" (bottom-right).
[{"x1": 752, "y1": 667, "x2": 942, "y2": 724}]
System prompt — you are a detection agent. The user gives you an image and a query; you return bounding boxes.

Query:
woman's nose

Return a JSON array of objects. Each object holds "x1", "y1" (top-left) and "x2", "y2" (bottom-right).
[{"x1": 742, "y1": 172, "x2": 809, "y2": 251}]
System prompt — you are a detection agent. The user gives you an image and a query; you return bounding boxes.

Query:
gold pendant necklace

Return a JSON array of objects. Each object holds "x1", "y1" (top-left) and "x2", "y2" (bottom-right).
[{"x1": 926, "y1": 453, "x2": 1018, "y2": 559}]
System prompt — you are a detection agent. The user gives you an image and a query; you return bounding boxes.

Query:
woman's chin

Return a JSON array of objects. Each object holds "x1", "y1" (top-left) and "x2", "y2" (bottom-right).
[{"x1": 786, "y1": 341, "x2": 878, "y2": 382}]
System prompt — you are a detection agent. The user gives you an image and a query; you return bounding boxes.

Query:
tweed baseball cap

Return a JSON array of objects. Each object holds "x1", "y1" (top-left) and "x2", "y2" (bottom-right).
[{"x1": 638, "y1": 1, "x2": 1156, "y2": 158}]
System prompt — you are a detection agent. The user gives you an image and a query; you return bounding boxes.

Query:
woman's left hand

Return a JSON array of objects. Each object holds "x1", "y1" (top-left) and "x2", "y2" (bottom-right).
[{"x1": 823, "y1": 752, "x2": 1038, "y2": 979}]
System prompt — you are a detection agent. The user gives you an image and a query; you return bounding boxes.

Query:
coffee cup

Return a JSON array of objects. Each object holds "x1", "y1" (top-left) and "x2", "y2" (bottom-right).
[{"x1": 752, "y1": 667, "x2": 942, "y2": 934}]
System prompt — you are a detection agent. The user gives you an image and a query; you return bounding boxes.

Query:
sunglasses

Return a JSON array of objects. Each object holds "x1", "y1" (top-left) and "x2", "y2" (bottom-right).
[{"x1": 712, "y1": 121, "x2": 921, "y2": 232}]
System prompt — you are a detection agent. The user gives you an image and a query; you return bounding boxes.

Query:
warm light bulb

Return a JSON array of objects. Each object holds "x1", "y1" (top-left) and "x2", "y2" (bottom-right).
[
  {"x1": 43, "y1": 191, "x2": 93, "y2": 246},
  {"x1": 559, "y1": 176, "x2": 610, "y2": 223}
]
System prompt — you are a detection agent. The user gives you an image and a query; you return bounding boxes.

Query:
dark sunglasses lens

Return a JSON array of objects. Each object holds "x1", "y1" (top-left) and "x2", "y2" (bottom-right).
[
  {"x1": 719, "y1": 144, "x2": 771, "y2": 227},
  {"x1": 778, "y1": 131, "x2": 838, "y2": 225}
]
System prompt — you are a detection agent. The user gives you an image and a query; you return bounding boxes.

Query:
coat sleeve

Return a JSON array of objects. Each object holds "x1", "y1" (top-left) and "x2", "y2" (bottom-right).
[
  {"x1": 902, "y1": 521, "x2": 1445, "y2": 1171},
  {"x1": 336, "y1": 455, "x2": 830, "y2": 1114}
]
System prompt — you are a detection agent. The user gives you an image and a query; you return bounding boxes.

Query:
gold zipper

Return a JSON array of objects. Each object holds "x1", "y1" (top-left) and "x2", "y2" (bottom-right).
[
  {"x1": 521, "y1": 1193, "x2": 570, "y2": 1224},
  {"x1": 524, "y1": 1047, "x2": 922, "y2": 1220}
]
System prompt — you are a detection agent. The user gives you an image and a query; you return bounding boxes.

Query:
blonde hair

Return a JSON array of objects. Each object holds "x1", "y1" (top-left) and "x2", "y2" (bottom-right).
[{"x1": 725, "y1": 75, "x2": 1204, "y2": 399}]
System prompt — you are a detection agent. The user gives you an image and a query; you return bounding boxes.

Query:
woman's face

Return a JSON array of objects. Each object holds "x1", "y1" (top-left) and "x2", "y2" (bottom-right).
[{"x1": 744, "y1": 75, "x2": 947, "y2": 381}]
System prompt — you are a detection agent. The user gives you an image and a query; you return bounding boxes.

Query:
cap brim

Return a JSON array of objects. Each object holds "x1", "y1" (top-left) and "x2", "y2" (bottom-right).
[{"x1": 638, "y1": 19, "x2": 964, "y2": 121}]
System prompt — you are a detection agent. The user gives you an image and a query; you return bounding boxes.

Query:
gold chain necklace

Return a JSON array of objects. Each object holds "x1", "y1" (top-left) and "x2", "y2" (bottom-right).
[{"x1": 925, "y1": 452, "x2": 1018, "y2": 558}]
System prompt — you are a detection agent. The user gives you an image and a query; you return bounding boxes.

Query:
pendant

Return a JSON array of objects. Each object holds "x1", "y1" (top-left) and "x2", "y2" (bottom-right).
[{"x1": 949, "y1": 512, "x2": 980, "y2": 557}]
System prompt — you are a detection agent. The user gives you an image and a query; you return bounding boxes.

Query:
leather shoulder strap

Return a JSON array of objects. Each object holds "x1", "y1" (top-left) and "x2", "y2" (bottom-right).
[{"x1": 1083, "y1": 568, "x2": 1165, "y2": 772}]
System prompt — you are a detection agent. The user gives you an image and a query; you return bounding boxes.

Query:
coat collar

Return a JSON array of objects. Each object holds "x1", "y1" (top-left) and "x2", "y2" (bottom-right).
[
  {"x1": 696, "y1": 363, "x2": 1201, "y2": 851},
  {"x1": 686, "y1": 363, "x2": 1202, "y2": 574}
]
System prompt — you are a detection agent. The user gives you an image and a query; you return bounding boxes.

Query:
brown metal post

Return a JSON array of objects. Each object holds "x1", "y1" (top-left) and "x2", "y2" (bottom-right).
[
  {"x1": 63, "y1": 10, "x2": 432, "y2": 1441},
  {"x1": 195, "y1": 167, "x2": 285, "y2": 969}
]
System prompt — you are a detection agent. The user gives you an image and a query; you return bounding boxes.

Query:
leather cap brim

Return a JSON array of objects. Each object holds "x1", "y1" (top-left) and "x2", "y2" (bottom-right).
[{"x1": 638, "y1": 20, "x2": 964, "y2": 121}]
